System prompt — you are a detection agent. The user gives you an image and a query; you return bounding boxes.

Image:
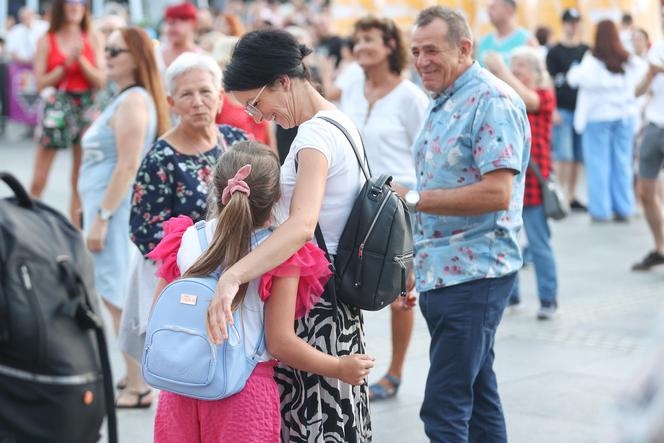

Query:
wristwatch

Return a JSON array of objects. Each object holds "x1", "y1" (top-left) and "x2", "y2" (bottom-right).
[
  {"x1": 404, "y1": 190, "x2": 420, "y2": 212},
  {"x1": 97, "y1": 208, "x2": 113, "y2": 222}
]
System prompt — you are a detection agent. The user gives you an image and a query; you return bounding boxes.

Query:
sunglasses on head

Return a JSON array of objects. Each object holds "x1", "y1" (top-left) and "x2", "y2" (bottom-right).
[{"x1": 105, "y1": 46, "x2": 129, "y2": 58}]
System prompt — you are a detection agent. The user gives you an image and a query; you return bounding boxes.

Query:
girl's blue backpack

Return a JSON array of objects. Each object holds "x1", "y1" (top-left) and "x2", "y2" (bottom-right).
[{"x1": 141, "y1": 221, "x2": 270, "y2": 400}]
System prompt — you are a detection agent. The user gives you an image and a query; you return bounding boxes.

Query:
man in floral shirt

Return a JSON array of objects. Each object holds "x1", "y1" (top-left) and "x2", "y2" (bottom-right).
[{"x1": 398, "y1": 6, "x2": 530, "y2": 442}]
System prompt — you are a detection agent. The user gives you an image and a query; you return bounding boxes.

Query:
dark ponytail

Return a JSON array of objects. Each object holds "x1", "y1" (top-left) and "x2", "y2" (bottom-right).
[{"x1": 223, "y1": 29, "x2": 313, "y2": 91}]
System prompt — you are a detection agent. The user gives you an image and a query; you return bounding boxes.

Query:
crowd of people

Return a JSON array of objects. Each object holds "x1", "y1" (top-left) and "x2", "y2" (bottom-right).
[{"x1": 1, "y1": 0, "x2": 664, "y2": 441}]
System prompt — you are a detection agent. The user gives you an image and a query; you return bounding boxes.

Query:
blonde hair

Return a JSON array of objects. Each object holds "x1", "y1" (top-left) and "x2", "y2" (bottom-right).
[
  {"x1": 510, "y1": 46, "x2": 552, "y2": 89},
  {"x1": 183, "y1": 141, "x2": 281, "y2": 311}
]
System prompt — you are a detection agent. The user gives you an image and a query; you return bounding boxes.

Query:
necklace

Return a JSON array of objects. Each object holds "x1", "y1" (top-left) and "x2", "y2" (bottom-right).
[{"x1": 195, "y1": 130, "x2": 227, "y2": 170}]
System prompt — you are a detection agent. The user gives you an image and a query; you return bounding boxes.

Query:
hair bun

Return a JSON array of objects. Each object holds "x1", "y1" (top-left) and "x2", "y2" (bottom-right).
[{"x1": 298, "y1": 44, "x2": 312, "y2": 59}]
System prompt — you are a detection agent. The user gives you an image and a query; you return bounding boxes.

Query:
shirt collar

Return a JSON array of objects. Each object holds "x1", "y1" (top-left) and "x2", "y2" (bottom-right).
[{"x1": 432, "y1": 61, "x2": 481, "y2": 108}]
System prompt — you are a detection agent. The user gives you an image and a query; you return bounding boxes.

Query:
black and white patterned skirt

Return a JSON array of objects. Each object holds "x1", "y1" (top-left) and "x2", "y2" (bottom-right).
[{"x1": 274, "y1": 287, "x2": 372, "y2": 442}]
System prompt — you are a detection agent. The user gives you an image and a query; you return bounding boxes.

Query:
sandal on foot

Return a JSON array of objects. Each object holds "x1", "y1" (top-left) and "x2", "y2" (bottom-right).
[
  {"x1": 368, "y1": 374, "x2": 401, "y2": 401},
  {"x1": 115, "y1": 389, "x2": 152, "y2": 409},
  {"x1": 115, "y1": 375, "x2": 128, "y2": 391}
]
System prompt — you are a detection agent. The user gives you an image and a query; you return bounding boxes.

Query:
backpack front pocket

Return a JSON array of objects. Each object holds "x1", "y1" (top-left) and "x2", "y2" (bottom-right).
[{"x1": 144, "y1": 326, "x2": 216, "y2": 386}]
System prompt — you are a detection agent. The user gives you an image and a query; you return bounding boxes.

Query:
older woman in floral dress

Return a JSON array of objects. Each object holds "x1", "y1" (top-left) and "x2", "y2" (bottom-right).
[{"x1": 117, "y1": 53, "x2": 246, "y2": 408}]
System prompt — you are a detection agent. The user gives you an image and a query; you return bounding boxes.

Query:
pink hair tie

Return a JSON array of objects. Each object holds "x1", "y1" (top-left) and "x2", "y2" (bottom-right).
[{"x1": 221, "y1": 164, "x2": 252, "y2": 205}]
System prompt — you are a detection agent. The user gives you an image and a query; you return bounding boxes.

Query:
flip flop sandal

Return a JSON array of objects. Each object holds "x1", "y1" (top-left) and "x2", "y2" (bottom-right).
[
  {"x1": 368, "y1": 374, "x2": 401, "y2": 401},
  {"x1": 116, "y1": 375, "x2": 129, "y2": 391},
  {"x1": 115, "y1": 389, "x2": 153, "y2": 409}
]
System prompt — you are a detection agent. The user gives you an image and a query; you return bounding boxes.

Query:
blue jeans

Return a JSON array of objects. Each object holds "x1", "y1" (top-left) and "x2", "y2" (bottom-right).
[
  {"x1": 419, "y1": 274, "x2": 516, "y2": 443},
  {"x1": 582, "y1": 118, "x2": 636, "y2": 220},
  {"x1": 552, "y1": 108, "x2": 583, "y2": 162},
  {"x1": 510, "y1": 205, "x2": 557, "y2": 305}
]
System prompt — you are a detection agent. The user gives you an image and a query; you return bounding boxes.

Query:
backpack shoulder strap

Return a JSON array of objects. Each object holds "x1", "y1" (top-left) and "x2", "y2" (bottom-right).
[
  {"x1": 194, "y1": 220, "x2": 208, "y2": 250},
  {"x1": 317, "y1": 115, "x2": 372, "y2": 180}
]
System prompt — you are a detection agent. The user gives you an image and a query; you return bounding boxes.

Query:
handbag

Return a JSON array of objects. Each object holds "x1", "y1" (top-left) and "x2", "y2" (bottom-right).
[
  {"x1": 142, "y1": 221, "x2": 270, "y2": 400},
  {"x1": 528, "y1": 160, "x2": 569, "y2": 220}
]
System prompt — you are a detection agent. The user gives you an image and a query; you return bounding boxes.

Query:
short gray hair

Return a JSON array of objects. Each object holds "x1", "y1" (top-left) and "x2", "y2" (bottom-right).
[
  {"x1": 165, "y1": 52, "x2": 223, "y2": 96},
  {"x1": 510, "y1": 46, "x2": 552, "y2": 89},
  {"x1": 414, "y1": 6, "x2": 473, "y2": 47}
]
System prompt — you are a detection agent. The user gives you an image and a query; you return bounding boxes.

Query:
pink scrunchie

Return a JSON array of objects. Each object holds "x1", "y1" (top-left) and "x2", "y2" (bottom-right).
[{"x1": 221, "y1": 164, "x2": 251, "y2": 205}]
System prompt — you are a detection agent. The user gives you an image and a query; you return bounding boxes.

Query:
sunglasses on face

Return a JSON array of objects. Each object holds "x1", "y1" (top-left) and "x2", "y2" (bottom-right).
[
  {"x1": 244, "y1": 84, "x2": 268, "y2": 122},
  {"x1": 105, "y1": 46, "x2": 129, "y2": 58}
]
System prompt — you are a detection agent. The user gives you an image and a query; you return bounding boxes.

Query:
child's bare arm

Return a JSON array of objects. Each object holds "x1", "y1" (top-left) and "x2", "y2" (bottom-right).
[{"x1": 264, "y1": 276, "x2": 374, "y2": 386}]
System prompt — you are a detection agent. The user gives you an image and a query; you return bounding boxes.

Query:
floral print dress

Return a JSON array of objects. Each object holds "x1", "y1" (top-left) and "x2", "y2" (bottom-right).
[{"x1": 130, "y1": 124, "x2": 247, "y2": 255}]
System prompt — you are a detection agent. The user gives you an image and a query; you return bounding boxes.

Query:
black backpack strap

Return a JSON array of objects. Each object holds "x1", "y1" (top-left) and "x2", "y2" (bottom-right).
[
  {"x1": 317, "y1": 116, "x2": 372, "y2": 179},
  {"x1": 58, "y1": 258, "x2": 117, "y2": 443},
  {"x1": 293, "y1": 160, "x2": 338, "y2": 320}
]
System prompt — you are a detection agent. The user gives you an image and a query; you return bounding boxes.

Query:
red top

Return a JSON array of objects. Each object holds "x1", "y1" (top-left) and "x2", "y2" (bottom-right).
[
  {"x1": 216, "y1": 98, "x2": 271, "y2": 145},
  {"x1": 46, "y1": 32, "x2": 96, "y2": 93},
  {"x1": 148, "y1": 215, "x2": 332, "y2": 319},
  {"x1": 524, "y1": 88, "x2": 555, "y2": 207}
]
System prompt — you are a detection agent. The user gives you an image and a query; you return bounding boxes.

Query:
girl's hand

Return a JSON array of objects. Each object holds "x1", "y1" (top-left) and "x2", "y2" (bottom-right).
[
  {"x1": 86, "y1": 218, "x2": 108, "y2": 252},
  {"x1": 336, "y1": 354, "x2": 375, "y2": 385},
  {"x1": 207, "y1": 274, "x2": 240, "y2": 344}
]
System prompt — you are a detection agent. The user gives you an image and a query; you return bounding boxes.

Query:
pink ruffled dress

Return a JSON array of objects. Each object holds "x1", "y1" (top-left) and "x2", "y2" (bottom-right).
[{"x1": 147, "y1": 216, "x2": 332, "y2": 443}]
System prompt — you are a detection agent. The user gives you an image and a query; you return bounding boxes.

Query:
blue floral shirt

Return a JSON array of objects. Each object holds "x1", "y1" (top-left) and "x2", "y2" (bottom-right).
[{"x1": 413, "y1": 62, "x2": 531, "y2": 292}]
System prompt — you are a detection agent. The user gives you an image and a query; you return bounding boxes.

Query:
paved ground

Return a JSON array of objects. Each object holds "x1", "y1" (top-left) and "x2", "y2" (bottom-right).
[{"x1": 2, "y1": 123, "x2": 663, "y2": 443}]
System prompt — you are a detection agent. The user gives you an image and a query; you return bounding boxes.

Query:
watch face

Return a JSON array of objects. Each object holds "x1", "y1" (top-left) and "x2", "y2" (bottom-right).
[{"x1": 406, "y1": 191, "x2": 419, "y2": 205}]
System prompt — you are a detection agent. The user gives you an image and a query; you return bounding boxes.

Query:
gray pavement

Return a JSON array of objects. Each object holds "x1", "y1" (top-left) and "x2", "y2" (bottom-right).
[{"x1": 2, "y1": 123, "x2": 663, "y2": 443}]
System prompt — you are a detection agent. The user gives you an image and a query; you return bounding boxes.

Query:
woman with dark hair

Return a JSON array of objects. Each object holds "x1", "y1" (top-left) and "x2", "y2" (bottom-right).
[
  {"x1": 31, "y1": 0, "x2": 105, "y2": 228},
  {"x1": 568, "y1": 19, "x2": 647, "y2": 222},
  {"x1": 78, "y1": 27, "x2": 169, "y2": 408},
  {"x1": 212, "y1": 29, "x2": 372, "y2": 441},
  {"x1": 338, "y1": 16, "x2": 428, "y2": 401}
]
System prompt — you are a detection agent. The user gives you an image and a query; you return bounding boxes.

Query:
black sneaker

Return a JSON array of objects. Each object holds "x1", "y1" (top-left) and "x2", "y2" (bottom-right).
[
  {"x1": 570, "y1": 200, "x2": 587, "y2": 212},
  {"x1": 632, "y1": 251, "x2": 664, "y2": 271}
]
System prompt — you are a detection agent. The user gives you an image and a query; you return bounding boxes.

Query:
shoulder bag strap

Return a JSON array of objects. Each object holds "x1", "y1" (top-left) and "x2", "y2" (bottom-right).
[
  {"x1": 527, "y1": 158, "x2": 547, "y2": 187},
  {"x1": 317, "y1": 115, "x2": 372, "y2": 180}
]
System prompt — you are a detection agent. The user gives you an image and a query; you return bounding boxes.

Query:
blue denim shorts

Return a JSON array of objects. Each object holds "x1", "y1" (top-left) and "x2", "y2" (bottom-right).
[{"x1": 552, "y1": 108, "x2": 583, "y2": 162}]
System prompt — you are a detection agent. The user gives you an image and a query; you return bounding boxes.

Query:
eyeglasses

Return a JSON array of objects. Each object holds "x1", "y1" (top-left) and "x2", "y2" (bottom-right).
[
  {"x1": 105, "y1": 46, "x2": 130, "y2": 58},
  {"x1": 244, "y1": 85, "x2": 268, "y2": 122},
  {"x1": 64, "y1": 0, "x2": 87, "y2": 5}
]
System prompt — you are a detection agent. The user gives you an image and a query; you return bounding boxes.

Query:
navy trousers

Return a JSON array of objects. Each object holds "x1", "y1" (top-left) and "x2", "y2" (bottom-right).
[{"x1": 419, "y1": 274, "x2": 516, "y2": 443}]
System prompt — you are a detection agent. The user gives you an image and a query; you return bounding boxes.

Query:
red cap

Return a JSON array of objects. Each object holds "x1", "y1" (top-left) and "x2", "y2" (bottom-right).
[{"x1": 164, "y1": 2, "x2": 197, "y2": 21}]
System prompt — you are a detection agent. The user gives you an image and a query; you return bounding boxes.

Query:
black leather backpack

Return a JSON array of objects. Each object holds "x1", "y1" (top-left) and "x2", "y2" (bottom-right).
[
  {"x1": 316, "y1": 117, "x2": 413, "y2": 311},
  {"x1": 0, "y1": 172, "x2": 117, "y2": 443}
]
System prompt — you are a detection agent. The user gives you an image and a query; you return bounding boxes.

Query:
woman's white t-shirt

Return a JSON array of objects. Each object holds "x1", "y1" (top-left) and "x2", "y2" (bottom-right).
[
  {"x1": 176, "y1": 220, "x2": 272, "y2": 362},
  {"x1": 340, "y1": 79, "x2": 430, "y2": 189},
  {"x1": 277, "y1": 109, "x2": 366, "y2": 255}
]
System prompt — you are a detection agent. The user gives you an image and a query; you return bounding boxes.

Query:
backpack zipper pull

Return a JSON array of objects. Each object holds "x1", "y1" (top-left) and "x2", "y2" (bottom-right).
[
  {"x1": 400, "y1": 262, "x2": 407, "y2": 297},
  {"x1": 354, "y1": 244, "x2": 365, "y2": 288}
]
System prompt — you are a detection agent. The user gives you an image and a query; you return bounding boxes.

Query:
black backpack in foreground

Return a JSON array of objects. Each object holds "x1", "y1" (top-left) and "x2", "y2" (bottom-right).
[
  {"x1": 317, "y1": 117, "x2": 413, "y2": 311},
  {"x1": 0, "y1": 172, "x2": 117, "y2": 443}
]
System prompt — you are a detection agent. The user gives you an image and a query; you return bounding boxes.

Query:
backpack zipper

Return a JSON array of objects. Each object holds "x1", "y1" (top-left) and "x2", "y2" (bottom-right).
[
  {"x1": 393, "y1": 252, "x2": 414, "y2": 296},
  {"x1": 354, "y1": 194, "x2": 391, "y2": 288},
  {"x1": 19, "y1": 264, "x2": 46, "y2": 366}
]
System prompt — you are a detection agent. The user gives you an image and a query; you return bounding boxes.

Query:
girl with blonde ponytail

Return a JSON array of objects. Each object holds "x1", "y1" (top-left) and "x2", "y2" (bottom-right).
[{"x1": 146, "y1": 141, "x2": 375, "y2": 443}]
